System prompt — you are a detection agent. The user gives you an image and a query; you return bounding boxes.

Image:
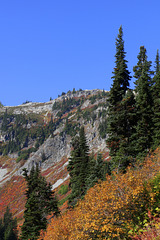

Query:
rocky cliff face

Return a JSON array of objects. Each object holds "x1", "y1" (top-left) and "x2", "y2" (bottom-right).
[{"x1": 0, "y1": 89, "x2": 110, "y2": 219}]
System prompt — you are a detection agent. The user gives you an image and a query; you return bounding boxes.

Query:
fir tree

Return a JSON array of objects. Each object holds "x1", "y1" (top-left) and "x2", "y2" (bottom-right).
[
  {"x1": 20, "y1": 165, "x2": 59, "y2": 240},
  {"x1": 67, "y1": 126, "x2": 90, "y2": 206},
  {"x1": 154, "y1": 49, "x2": 160, "y2": 74},
  {"x1": 0, "y1": 206, "x2": 17, "y2": 240},
  {"x1": 106, "y1": 26, "x2": 134, "y2": 170},
  {"x1": 109, "y1": 26, "x2": 131, "y2": 104},
  {"x1": 86, "y1": 153, "x2": 106, "y2": 188},
  {"x1": 133, "y1": 46, "x2": 153, "y2": 157},
  {"x1": 152, "y1": 49, "x2": 160, "y2": 147},
  {"x1": 111, "y1": 89, "x2": 136, "y2": 170},
  {"x1": 68, "y1": 127, "x2": 107, "y2": 206}
]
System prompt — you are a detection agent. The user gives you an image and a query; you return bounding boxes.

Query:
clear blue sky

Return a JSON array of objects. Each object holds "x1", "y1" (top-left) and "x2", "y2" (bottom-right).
[{"x1": 0, "y1": 0, "x2": 160, "y2": 106}]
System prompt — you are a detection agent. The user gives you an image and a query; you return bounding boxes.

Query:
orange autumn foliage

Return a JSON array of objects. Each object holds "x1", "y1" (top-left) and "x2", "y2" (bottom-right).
[
  {"x1": 0, "y1": 176, "x2": 26, "y2": 220},
  {"x1": 40, "y1": 148, "x2": 160, "y2": 240}
]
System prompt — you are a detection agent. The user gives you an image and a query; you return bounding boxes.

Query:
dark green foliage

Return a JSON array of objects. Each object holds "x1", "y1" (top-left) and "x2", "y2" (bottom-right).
[
  {"x1": 0, "y1": 113, "x2": 37, "y2": 156},
  {"x1": 52, "y1": 97, "x2": 82, "y2": 117},
  {"x1": 86, "y1": 153, "x2": 107, "y2": 188},
  {"x1": 89, "y1": 95, "x2": 97, "y2": 104},
  {"x1": 41, "y1": 151, "x2": 46, "y2": 162},
  {"x1": 72, "y1": 88, "x2": 76, "y2": 93},
  {"x1": 0, "y1": 112, "x2": 62, "y2": 160},
  {"x1": 133, "y1": 46, "x2": 153, "y2": 81},
  {"x1": 67, "y1": 127, "x2": 90, "y2": 206},
  {"x1": 16, "y1": 150, "x2": 29, "y2": 163},
  {"x1": 98, "y1": 119, "x2": 108, "y2": 138},
  {"x1": 67, "y1": 127, "x2": 106, "y2": 206},
  {"x1": 1, "y1": 110, "x2": 9, "y2": 132},
  {"x1": 82, "y1": 105, "x2": 98, "y2": 122},
  {"x1": 60, "y1": 118, "x2": 80, "y2": 137},
  {"x1": 110, "y1": 89, "x2": 136, "y2": 170},
  {"x1": 58, "y1": 195, "x2": 70, "y2": 207},
  {"x1": 106, "y1": 26, "x2": 134, "y2": 170},
  {"x1": 58, "y1": 184, "x2": 69, "y2": 195},
  {"x1": 22, "y1": 100, "x2": 32, "y2": 104},
  {"x1": 147, "y1": 173, "x2": 160, "y2": 215},
  {"x1": 152, "y1": 50, "x2": 160, "y2": 147},
  {"x1": 98, "y1": 108, "x2": 108, "y2": 119},
  {"x1": 43, "y1": 117, "x2": 62, "y2": 139},
  {"x1": 16, "y1": 148, "x2": 36, "y2": 163},
  {"x1": 132, "y1": 46, "x2": 154, "y2": 157},
  {"x1": 20, "y1": 165, "x2": 59, "y2": 240},
  {"x1": 95, "y1": 153, "x2": 107, "y2": 180},
  {"x1": 52, "y1": 101, "x2": 61, "y2": 111},
  {"x1": 110, "y1": 26, "x2": 131, "y2": 104},
  {"x1": 106, "y1": 28, "x2": 160, "y2": 169},
  {"x1": 0, "y1": 206, "x2": 17, "y2": 240}
]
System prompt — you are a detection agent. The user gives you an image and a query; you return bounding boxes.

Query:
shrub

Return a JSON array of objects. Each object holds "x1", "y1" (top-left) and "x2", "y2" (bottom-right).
[{"x1": 58, "y1": 184, "x2": 69, "y2": 195}]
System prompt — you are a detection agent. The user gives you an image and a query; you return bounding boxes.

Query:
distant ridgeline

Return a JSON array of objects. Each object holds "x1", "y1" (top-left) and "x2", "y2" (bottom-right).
[{"x1": 0, "y1": 89, "x2": 109, "y2": 163}]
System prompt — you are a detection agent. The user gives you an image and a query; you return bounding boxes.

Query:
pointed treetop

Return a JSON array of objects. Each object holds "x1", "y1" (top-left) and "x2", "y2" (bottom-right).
[
  {"x1": 133, "y1": 46, "x2": 153, "y2": 83},
  {"x1": 115, "y1": 25, "x2": 125, "y2": 58},
  {"x1": 155, "y1": 49, "x2": 160, "y2": 74},
  {"x1": 110, "y1": 25, "x2": 131, "y2": 104}
]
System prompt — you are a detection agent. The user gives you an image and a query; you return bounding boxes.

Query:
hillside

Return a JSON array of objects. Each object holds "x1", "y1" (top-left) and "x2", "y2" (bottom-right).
[
  {"x1": 0, "y1": 89, "x2": 109, "y2": 221},
  {"x1": 40, "y1": 147, "x2": 160, "y2": 239}
]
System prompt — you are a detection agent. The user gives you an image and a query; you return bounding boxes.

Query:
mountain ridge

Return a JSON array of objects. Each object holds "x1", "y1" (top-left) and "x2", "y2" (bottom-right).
[{"x1": 0, "y1": 88, "x2": 109, "y2": 221}]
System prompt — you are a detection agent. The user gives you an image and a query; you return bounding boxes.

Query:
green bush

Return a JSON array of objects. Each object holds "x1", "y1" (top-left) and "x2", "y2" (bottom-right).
[
  {"x1": 16, "y1": 148, "x2": 36, "y2": 163},
  {"x1": 16, "y1": 151, "x2": 29, "y2": 163},
  {"x1": 58, "y1": 195, "x2": 70, "y2": 206},
  {"x1": 58, "y1": 184, "x2": 69, "y2": 195}
]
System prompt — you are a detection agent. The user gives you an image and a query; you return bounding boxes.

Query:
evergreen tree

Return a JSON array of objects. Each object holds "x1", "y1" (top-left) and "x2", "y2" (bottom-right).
[
  {"x1": 86, "y1": 153, "x2": 106, "y2": 188},
  {"x1": 0, "y1": 206, "x2": 17, "y2": 240},
  {"x1": 154, "y1": 49, "x2": 160, "y2": 74},
  {"x1": 109, "y1": 26, "x2": 131, "y2": 103},
  {"x1": 67, "y1": 126, "x2": 90, "y2": 206},
  {"x1": 106, "y1": 26, "x2": 134, "y2": 170},
  {"x1": 152, "y1": 49, "x2": 160, "y2": 147},
  {"x1": 133, "y1": 46, "x2": 153, "y2": 157},
  {"x1": 111, "y1": 89, "x2": 136, "y2": 170},
  {"x1": 68, "y1": 127, "x2": 107, "y2": 206},
  {"x1": 20, "y1": 165, "x2": 59, "y2": 240}
]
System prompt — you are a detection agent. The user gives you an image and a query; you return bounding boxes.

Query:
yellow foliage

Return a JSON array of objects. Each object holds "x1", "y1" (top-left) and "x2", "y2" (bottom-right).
[{"x1": 39, "y1": 148, "x2": 160, "y2": 240}]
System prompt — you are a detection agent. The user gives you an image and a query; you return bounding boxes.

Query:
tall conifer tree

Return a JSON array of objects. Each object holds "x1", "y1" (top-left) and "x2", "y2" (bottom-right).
[
  {"x1": 152, "y1": 49, "x2": 160, "y2": 147},
  {"x1": 0, "y1": 206, "x2": 17, "y2": 240},
  {"x1": 133, "y1": 46, "x2": 153, "y2": 157},
  {"x1": 106, "y1": 26, "x2": 134, "y2": 169},
  {"x1": 20, "y1": 165, "x2": 59, "y2": 240},
  {"x1": 112, "y1": 89, "x2": 136, "y2": 169},
  {"x1": 86, "y1": 153, "x2": 106, "y2": 188},
  {"x1": 67, "y1": 126, "x2": 90, "y2": 206}
]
